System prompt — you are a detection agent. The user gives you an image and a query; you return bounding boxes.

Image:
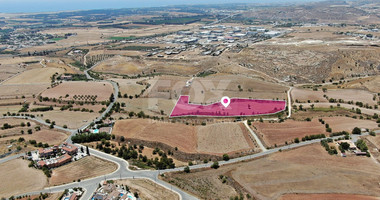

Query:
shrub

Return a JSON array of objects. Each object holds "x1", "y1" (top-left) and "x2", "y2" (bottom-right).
[
  {"x1": 211, "y1": 161, "x2": 219, "y2": 169},
  {"x1": 222, "y1": 154, "x2": 230, "y2": 161},
  {"x1": 184, "y1": 166, "x2": 190, "y2": 173},
  {"x1": 352, "y1": 127, "x2": 361, "y2": 135}
]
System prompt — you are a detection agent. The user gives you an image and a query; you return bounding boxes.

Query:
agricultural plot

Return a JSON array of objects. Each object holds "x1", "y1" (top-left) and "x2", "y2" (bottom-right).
[
  {"x1": 293, "y1": 87, "x2": 378, "y2": 106},
  {"x1": 0, "y1": 129, "x2": 68, "y2": 145},
  {"x1": 0, "y1": 118, "x2": 38, "y2": 137},
  {"x1": 0, "y1": 159, "x2": 47, "y2": 198},
  {"x1": 252, "y1": 119, "x2": 326, "y2": 147},
  {"x1": 0, "y1": 84, "x2": 49, "y2": 99},
  {"x1": 33, "y1": 110, "x2": 99, "y2": 129},
  {"x1": 116, "y1": 98, "x2": 175, "y2": 117},
  {"x1": 2, "y1": 67, "x2": 64, "y2": 85},
  {"x1": 40, "y1": 81, "x2": 113, "y2": 102},
  {"x1": 322, "y1": 117, "x2": 378, "y2": 132},
  {"x1": 113, "y1": 119, "x2": 257, "y2": 155},
  {"x1": 49, "y1": 156, "x2": 118, "y2": 186}
]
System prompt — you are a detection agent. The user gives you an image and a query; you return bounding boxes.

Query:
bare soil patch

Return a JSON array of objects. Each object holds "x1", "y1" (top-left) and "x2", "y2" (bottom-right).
[
  {"x1": 113, "y1": 119, "x2": 197, "y2": 153},
  {"x1": 0, "y1": 159, "x2": 47, "y2": 198},
  {"x1": 252, "y1": 119, "x2": 326, "y2": 147},
  {"x1": 49, "y1": 156, "x2": 117, "y2": 186},
  {"x1": 197, "y1": 123, "x2": 254, "y2": 154}
]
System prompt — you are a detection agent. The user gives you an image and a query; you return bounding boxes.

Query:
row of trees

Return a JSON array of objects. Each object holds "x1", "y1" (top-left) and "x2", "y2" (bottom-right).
[{"x1": 71, "y1": 132, "x2": 111, "y2": 143}]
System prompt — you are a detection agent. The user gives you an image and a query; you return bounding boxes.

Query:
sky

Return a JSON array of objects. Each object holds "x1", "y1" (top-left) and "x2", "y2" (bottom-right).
[{"x1": 0, "y1": 0, "x2": 319, "y2": 13}]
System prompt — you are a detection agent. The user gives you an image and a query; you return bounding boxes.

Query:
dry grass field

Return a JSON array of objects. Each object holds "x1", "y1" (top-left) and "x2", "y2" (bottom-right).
[
  {"x1": 116, "y1": 98, "x2": 176, "y2": 117},
  {"x1": 325, "y1": 75, "x2": 380, "y2": 93},
  {"x1": 197, "y1": 123, "x2": 256, "y2": 154},
  {"x1": 0, "y1": 84, "x2": 49, "y2": 98},
  {"x1": 40, "y1": 81, "x2": 113, "y2": 101},
  {"x1": 163, "y1": 144, "x2": 380, "y2": 200},
  {"x1": 292, "y1": 87, "x2": 378, "y2": 105},
  {"x1": 0, "y1": 159, "x2": 47, "y2": 198},
  {"x1": 291, "y1": 88, "x2": 327, "y2": 103},
  {"x1": 94, "y1": 56, "x2": 204, "y2": 76},
  {"x1": 0, "y1": 118, "x2": 38, "y2": 137},
  {"x1": 113, "y1": 119, "x2": 257, "y2": 155},
  {"x1": 145, "y1": 75, "x2": 188, "y2": 99},
  {"x1": 295, "y1": 102, "x2": 380, "y2": 116},
  {"x1": 2, "y1": 67, "x2": 64, "y2": 85},
  {"x1": 113, "y1": 119, "x2": 197, "y2": 153},
  {"x1": 49, "y1": 156, "x2": 117, "y2": 186},
  {"x1": 110, "y1": 78, "x2": 146, "y2": 96},
  {"x1": 33, "y1": 110, "x2": 99, "y2": 129},
  {"x1": 0, "y1": 105, "x2": 22, "y2": 115},
  {"x1": 280, "y1": 193, "x2": 380, "y2": 200},
  {"x1": 0, "y1": 129, "x2": 68, "y2": 145},
  {"x1": 161, "y1": 168, "x2": 240, "y2": 199},
  {"x1": 237, "y1": 40, "x2": 380, "y2": 84},
  {"x1": 189, "y1": 74, "x2": 288, "y2": 104},
  {"x1": 252, "y1": 119, "x2": 326, "y2": 147},
  {"x1": 45, "y1": 59, "x2": 79, "y2": 74},
  {"x1": 114, "y1": 179, "x2": 180, "y2": 200},
  {"x1": 18, "y1": 193, "x2": 63, "y2": 200},
  {"x1": 322, "y1": 117, "x2": 378, "y2": 132}
]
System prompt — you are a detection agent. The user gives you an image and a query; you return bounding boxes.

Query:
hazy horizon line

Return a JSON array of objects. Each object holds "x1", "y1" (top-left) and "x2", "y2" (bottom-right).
[{"x1": 0, "y1": 0, "x2": 323, "y2": 14}]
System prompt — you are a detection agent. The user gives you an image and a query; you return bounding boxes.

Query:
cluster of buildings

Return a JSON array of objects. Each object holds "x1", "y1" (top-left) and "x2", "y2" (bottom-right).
[
  {"x1": 92, "y1": 181, "x2": 137, "y2": 200},
  {"x1": 143, "y1": 25, "x2": 284, "y2": 57},
  {"x1": 61, "y1": 188, "x2": 83, "y2": 200},
  {"x1": 0, "y1": 30, "x2": 59, "y2": 51},
  {"x1": 32, "y1": 142, "x2": 81, "y2": 168}
]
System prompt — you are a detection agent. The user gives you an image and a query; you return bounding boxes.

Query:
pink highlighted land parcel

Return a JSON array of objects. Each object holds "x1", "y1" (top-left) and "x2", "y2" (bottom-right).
[{"x1": 170, "y1": 96, "x2": 286, "y2": 117}]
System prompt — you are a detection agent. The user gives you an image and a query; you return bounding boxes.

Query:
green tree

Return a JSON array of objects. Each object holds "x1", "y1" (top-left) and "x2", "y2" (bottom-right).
[
  {"x1": 352, "y1": 127, "x2": 361, "y2": 135},
  {"x1": 211, "y1": 161, "x2": 219, "y2": 169},
  {"x1": 223, "y1": 154, "x2": 230, "y2": 161},
  {"x1": 184, "y1": 166, "x2": 190, "y2": 173}
]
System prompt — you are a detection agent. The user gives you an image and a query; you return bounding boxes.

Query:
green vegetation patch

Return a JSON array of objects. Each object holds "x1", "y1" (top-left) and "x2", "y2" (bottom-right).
[{"x1": 108, "y1": 36, "x2": 137, "y2": 41}]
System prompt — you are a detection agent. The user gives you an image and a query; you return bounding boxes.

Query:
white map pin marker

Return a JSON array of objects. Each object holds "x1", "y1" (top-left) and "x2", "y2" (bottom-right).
[{"x1": 221, "y1": 96, "x2": 230, "y2": 108}]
